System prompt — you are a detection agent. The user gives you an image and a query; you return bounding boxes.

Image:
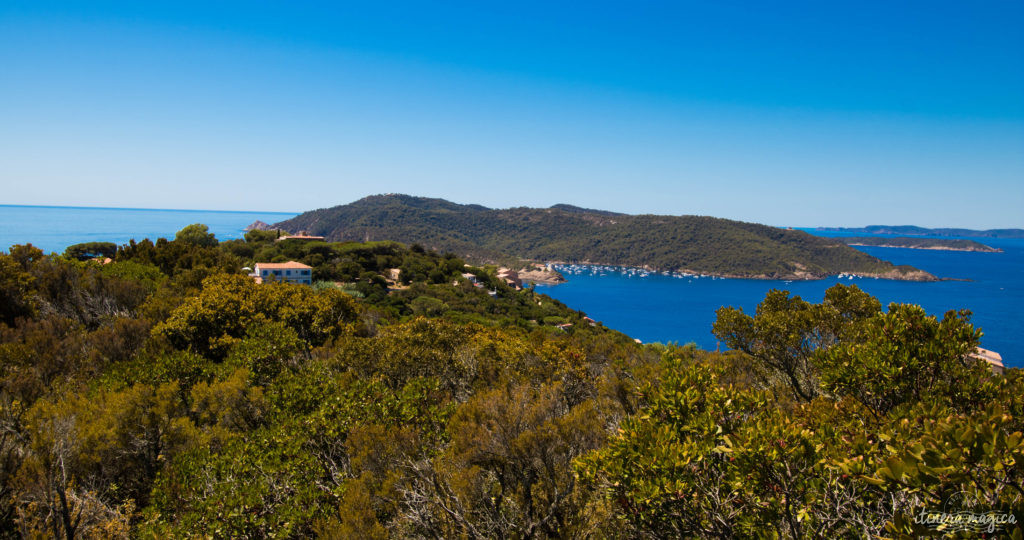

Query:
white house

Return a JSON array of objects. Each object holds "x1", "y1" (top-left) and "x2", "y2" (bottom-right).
[{"x1": 253, "y1": 261, "x2": 313, "y2": 285}]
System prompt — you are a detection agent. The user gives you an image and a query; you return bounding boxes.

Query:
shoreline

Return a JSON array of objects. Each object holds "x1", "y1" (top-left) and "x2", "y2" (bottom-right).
[
  {"x1": 517, "y1": 267, "x2": 568, "y2": 285},
  {"x1": 537, "y1": 261, "x2": 939, "y2": 283}
]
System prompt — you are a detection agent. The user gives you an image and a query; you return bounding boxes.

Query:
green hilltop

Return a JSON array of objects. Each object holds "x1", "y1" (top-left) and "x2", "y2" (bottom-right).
[{"x1": 275, "y1": 194, "x2": 935, "y2": 280}]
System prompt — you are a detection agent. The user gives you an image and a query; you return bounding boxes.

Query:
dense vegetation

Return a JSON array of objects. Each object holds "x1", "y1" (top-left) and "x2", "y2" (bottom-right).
[
  {"x1": 275, "y1": 194, "x2": 932, "y2": 280},
  {"x1": 1, "y1": 225, "x2": 1020, "y2": 538},
  {"x1": 842, "y1": 236, "x2": 1001, "y2": 252}
]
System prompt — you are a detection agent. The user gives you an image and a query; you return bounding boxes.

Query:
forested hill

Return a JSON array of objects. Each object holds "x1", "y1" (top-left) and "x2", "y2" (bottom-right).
[{"x1": 276, "y1": 194, "x2": 934, "y2": 280}]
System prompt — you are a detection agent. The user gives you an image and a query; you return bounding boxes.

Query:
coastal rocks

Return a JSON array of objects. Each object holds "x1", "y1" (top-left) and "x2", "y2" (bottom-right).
[
  {"x1": 856, "y1": 268, "x2": 938, "y2": 282},
  {"x1": 245, "y1": 220, "x2": 274, "y2": 231},
  {"x1": 518, "y1": 265, "x2": 567, "y2": 284}
]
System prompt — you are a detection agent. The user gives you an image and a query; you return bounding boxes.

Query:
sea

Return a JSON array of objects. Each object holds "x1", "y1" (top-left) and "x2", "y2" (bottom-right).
[
  {"x1": 536, "y1": 231, "x2": 1023, "y2": 367},
  {"x1": 0, "y1": 205, "x2": 296, "y2": 253},
  {"x1": 1, "y1": 205, "x2": 1021, "y2": 367}
]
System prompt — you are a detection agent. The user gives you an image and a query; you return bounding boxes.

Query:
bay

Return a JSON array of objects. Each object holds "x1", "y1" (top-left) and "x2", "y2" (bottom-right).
[{"x1": 536, "y1": 232, "x2": 1024, "y2": 367}]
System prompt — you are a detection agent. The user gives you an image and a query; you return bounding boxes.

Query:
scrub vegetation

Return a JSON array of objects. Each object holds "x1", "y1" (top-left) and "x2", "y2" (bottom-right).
[{"x1": 0, "y1": 225, "x2": 1018, "y2": 538}]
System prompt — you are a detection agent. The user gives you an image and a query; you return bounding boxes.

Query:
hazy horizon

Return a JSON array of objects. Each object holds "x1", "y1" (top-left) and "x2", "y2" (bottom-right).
[{"x1": 2, "y1": 2, "x2": 1022, "y2": 228}]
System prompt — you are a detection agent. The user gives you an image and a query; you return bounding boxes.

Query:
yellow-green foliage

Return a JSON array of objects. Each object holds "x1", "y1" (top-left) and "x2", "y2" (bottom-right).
[
  {"x1": 582, "y1": 286, "x2": 1024, "y2": 539},
  {"x1": 1, "y1": 237, "x2": 1016, "y2": 539},
  {"x1": 153, "y1": 273, "x2": 358, "y2": 359}
]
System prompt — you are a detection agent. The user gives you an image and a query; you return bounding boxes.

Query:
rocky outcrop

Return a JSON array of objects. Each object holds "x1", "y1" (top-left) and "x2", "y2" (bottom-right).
[
  {"x1": 856, "y1": 268, "x2": 938, "y2": 282},
  {"x1": 518, "y1": 266, "x2": 567, "y2": 284},
  {"x1": 245, "y1": 220, "x2": 274, "y2": 231}
]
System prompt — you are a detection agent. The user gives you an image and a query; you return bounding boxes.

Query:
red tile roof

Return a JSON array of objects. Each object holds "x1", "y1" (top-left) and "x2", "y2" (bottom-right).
[
  {"x1": 276, "y1": 235, "x2": 325, "y2": 241},
  {"x1": 254, "y1": 261, "x2": 312, "y2": 270}
]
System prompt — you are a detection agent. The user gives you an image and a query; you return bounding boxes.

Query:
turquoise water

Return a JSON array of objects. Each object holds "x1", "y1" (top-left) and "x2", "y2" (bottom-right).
[
  {"x1": 536, "y1": 234, "x2": 1024, "y2": 367},
  {"x1": 0, "y1": 205, "x2": 296, "y2": 254},
  {"x1": 1, "y1": 205, "x2": 1019, "y2": 366}
]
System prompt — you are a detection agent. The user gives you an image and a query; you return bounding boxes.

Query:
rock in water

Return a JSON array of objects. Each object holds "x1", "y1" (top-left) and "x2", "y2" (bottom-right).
[{"x1": 245, "y1": 220, "x2": 273, "y2": 231}]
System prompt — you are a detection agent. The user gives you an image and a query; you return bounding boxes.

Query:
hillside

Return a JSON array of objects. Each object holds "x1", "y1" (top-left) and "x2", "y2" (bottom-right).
[
  {"x1": 275, "y1": 194, "x2": 935, "y2": 281},
  {"x1": 843, "y1": 236, "x2": 1002, "y2": 252}
]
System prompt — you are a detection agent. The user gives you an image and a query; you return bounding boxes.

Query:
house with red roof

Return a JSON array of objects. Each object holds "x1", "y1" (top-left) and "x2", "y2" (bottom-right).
[{"x1": 253, "y1": 261, "x2": 313, "y2": 285}]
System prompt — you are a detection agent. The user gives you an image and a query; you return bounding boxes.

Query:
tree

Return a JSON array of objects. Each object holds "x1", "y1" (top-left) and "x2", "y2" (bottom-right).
[
  {"x1": 403, "y1": 383, "x2": 607, "y2": 538},
  {"x1": 15, "y1": 386, "x2": 181, "y2": 539},
  {"x1": 223, "y1": 322, "x2": 304, "y2": 385},
  {"x1": 0, "y1": 254, "x2": 36, "y2": 325},
  {"x1": 712, "y1": 284, "x2": 879, "y2": 401},
  {"x1": 244, "y1": 229, "x2": 279, "y2": 243},
  {"x1": 153, "y1": 274, "x2": 358, "y2": 359},
  {"x1": 63, "y1": 242, "x2": 117, "y2": 261},
  {"x1": 8, "y1": 244, "x2": 45, "y2": 268},
  {"x1": 409, "y1": 296, "x2": 447, "y2": 316},
  {"x1": 578, "y1": 359, "x2": 771, "y2": 538},
  {"x1": 818, "y1": 304, "x2": 986, "y2": 416},
  {"x1": 174, "y1": 224, "x2": 218, "y2": 248},
  {"x1": 584, "y1": 287, "x2": 1024, "y2": 539}
]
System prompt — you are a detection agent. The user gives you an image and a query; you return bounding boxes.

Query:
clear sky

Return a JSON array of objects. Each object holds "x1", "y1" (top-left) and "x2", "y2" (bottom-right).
[{"x1": 1, "y1": 1, "x2": 1022, "y2": 228}]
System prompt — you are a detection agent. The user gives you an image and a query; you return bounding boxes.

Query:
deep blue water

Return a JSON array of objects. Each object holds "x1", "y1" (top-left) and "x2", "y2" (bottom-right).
[
  {"x1": 537, "y1": 232, "x2": 1024, "y2": 367},
  {"x1": 0, "y1": 205, "x2": 296, "y2": 254}
]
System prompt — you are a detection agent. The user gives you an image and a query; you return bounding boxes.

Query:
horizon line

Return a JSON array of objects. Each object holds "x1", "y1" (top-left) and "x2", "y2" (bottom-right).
[{"x1": 0, "y1": 203, "x2": 299, "y2": 215}]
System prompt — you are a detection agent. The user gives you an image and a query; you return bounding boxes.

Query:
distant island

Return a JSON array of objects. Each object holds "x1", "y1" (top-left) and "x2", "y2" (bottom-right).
[
  {"x1": 842, "y1": 237, "x2": 1002, "y2": 252},
  {"x1": 819, "y1": 225, "x2": 1024, "y2": 238},
  {"x1": 274, "y1": 194, "x2": 937, "y2": 281}
]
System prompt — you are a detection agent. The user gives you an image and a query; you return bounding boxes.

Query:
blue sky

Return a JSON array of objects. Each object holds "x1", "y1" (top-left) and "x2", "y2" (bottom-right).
[{"x1": 1, "y1": 1, "x2": 1022, "y2": 227}]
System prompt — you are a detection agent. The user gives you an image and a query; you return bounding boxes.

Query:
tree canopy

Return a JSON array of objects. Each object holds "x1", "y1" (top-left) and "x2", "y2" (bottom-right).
[
  {"x1": 63, "y1": 242, "x2": 117, "y2": 261},
  {"x1": 174, "y1": 223, "x2": 218, "y2": 247},
  {"x1": 583, "y1": 285, "x2": 1018, "y2": 539},
  {"x1": 0, "y1": 231, "x2": 1017, "y2": 538}
]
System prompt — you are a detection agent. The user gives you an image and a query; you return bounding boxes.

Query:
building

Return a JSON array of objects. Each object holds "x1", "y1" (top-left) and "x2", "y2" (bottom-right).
[
  {"x1": 970, "y1": 347, "x2": 1005, "y2": 374},
  {"x1": 460, "y1": 272, "x2": 485, "y2": 288},
  {"x1": 252, "y1": 261, "x2": 313, "y2": 285},
  {"x1": 496, "y1": 268, "x2": 522, "y2": 289},
  {"x1": 275, "y1": 235, "x2": 325, "y2": 242}
]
